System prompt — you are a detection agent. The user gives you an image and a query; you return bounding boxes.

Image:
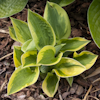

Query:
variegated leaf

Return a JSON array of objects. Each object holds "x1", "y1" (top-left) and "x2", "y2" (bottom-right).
[
  {"x1": 40, "y1": 65, "x2": 51, "y2": 73},
  {"x1": 53, "y1": 57, "x2": 86, "y2": 77},
  {"x1": 21, "y1": 39, "x2": 36, "y2": 52},
  {"x1": 9, "y1": 27, "x2": 18, "y2": 41},
  {"x1": 42, "y1": 73, "x2": 60, "y2": 97},
  {"x1": 11, "y1": 17, "x2": 32, "y2": 44},
  {"x1": 55, "y1": 44, "x2": 65, "y2": 55},
  {"x1": 7, "y1": 66, "x2": 39, "y2": 95},
  {"x1": 28, "y1": 9, "x2": 56, "y2": 50},
  {"x1": 73, "y1": 51, "x2": 98, "y2": 70},
  {"x1": 61, "y1": 37, "x2": 90, "y2": 52},
  {"x1": 44, "y1": 2, "x2": 71, "y2": 41},
  {"x1": 37, "y1": 45, "x2": 63, "y2": 66},
  {"x1": 0, "y1": 0, "x2": 28, "y2": 18},
  {"x1": 21, "y1": 51, "x2": 39, "y2": 68},
  {"x1": 13, "y1": 46, "x2": 23, "y2": 68}
]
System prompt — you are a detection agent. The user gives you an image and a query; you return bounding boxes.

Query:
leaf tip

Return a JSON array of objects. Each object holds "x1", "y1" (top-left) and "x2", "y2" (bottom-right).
[
  {"x1": 10, "y1": 17, "x2": 15, "y2": 21},
  {"x1": 7, "y1": 92, "x2": 11, "y2": 96}
]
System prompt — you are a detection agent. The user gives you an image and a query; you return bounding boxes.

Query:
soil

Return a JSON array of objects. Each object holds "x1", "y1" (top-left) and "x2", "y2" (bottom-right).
[{"x1": 0, "y1": 0, "x2": 100, "y2": 100}]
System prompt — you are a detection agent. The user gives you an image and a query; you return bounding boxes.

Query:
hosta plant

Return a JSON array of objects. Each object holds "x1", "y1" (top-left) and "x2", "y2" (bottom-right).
[{"x1": 8, "y1": 1, "x2": 98, "y2": 97}]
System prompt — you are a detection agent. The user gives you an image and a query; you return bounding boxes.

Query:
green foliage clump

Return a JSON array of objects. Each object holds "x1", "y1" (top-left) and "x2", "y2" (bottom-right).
[{"x1": 7, "y1": 2, "x2": 98, "y2": 97}]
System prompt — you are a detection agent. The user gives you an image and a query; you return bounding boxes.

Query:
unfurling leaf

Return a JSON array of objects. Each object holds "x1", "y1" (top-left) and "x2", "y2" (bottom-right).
[
  {"x1": 13, "y1": 46, "x2": 23, "y2": 68},
  {"x1": 42, "y1": 73, "x2": 60, "y2": 97},
  {"x1": 40, "y1": 65, "x2": 51, "y2": 73},
  {"x1": 7, "y1": 66, "x2": 39, "y2": 95},
  {"x1": 21, "y1": 39, "x2": 36, "y2": 52},
  {"x1": 9, "y1": 27, "x2": 18, "y2": 41},
  {"x1": 55, "y1": 44, "x2": 66, "y2": 55},
  {"x1": 37, "y1": 45, "x2": 63, "y2": 65}
]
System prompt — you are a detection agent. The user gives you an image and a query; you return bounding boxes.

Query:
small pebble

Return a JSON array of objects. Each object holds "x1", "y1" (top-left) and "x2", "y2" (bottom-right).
[
  {"x1": 37, "y1": 94, "x2": 45, "y2": 100},
  {"x1": 72, "y1": 98, "x2": 81, "y2": 100},
  {"x1": 70, "y1": 88, "x2": 76, "y2": 94},
  {"x1": 34, "y1": 92, "x2": 39, "y2": 98},
  {"x1": 27, "y1": 97, "x2": 35, "y2": 100},
  {"x1": 53, "y1": 98, "x2": 58, "y2": 100},
  {"x1": 71, "y1": 28, "x2": 82, "y2": 37},
  {"x1": 62, "y1": 92, "x2": 70, "y2": 99},
  {"x1": 70, "y1": 83, "x2": 78, "y2": 94},
  {"x1": 17, "y1": 95, "x2": 26, "y2": 99},
  {"x1": 76, "y1": 85, "x2": 84, "y2": 95}
]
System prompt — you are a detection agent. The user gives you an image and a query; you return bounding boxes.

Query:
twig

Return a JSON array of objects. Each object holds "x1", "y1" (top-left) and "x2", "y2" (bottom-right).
[
  {"x1": 32, "y1": 8, "x2": 41, "y2": 12},
  {"x1": 0, "y1": 52, "x2": 13, "y2": 61},
  {"x1": 0, "y1": 29, "x2": 9, "y2": 34},
  {"x1": 83, "y1": 84, "x2": 92, "y2": 100},
  {"x1": 78, "y1": 21, "x2": 88, "y2": 30},
  {"x1": 92, "y1": 78, "x2": 100, "y2": 84},
  {"x1": 0, "y1": 73, "x2": 8, "y2": 93},
  {"x1": 87, "y1": 95, "x2": 99, "y2": 100},
  {"x1": 91, "y1": 88, "x2": 100, "y2": 93},
  {"x1": 58, "y1": 88, "x2": 63, "y2": 100}
]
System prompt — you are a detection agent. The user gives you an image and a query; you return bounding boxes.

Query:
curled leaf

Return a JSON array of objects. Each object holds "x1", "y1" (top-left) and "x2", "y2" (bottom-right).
[
  {"x1": 73, "y1": 51, "x2": 98, "y2": 70},
  {"x1": 42, "y1": 73, "x2": 60, "y2": 97},
  {"x1": 9, "y1": 27, "x2": 18, "y2": 41},
  {"x1": 37, "y1": 45, "x2": 63, "y2": 66},
  {"x1": 13, "y1": 46, "x2": 23, "y2": 68},
  {"x1": 21, "y1": 50, "x2": 39, "y2": 68},
  {"x1": 21, "y1": 39, "x2": 36, "y2": 52}
]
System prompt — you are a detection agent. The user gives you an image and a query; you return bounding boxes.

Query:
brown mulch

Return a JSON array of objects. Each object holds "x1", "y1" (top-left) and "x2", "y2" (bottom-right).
[{"x1": 0, "y1": 0, "x2": 100, "y2": 100}]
